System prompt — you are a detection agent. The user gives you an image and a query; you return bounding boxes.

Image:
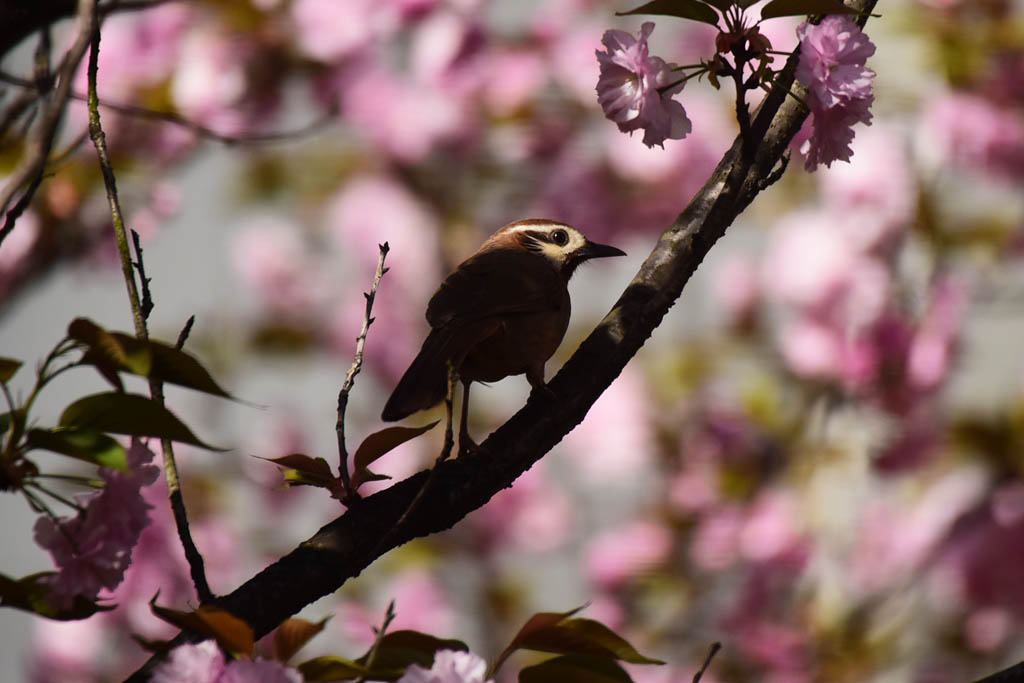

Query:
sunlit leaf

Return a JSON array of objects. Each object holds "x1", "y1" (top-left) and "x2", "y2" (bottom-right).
[
  {"x1": 69, "y1": 318, "x2": 234, "y2": 399},
  {"x1": 519, "y1": 655, "x2": 634, "y2": 683},
  {"x1": 492, "y1": 605, "x2": 587, "y2": 675},
  {"x1": 26, "y1": 427, "x2": 129, "y2": 470},
  {"x1": 0, "y1": 572, "x2": 115, "y2": 620},
  {"x1": 0, "y1": 357, "x2": 22, "y2": 383},
  {"x1": 350, "y1": 422, "x2": 438, "y2": 489},
  {"x1": 59, "y1": 392, "x2": 226, "y2": 451},
  {"x1": 616, "y1": 0, "x2": 720, "y2": 26},
  {"x1": 760, "y1": 0, "x2": 857, "y2": 19},
  {"x1": 274, "y1": 616, "x2": 331, "y2": 662},
  {"x1": 150, "y1": 597, "x2": 254, "y2": 656},
  {"x1": 264, "y1": 453, "x2": 338, "y2": 489},
  {"x1": 298, "y1": 655, "x2": 370, "y2": 681}
]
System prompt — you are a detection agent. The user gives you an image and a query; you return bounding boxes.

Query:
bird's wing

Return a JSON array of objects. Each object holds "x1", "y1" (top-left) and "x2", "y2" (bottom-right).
[{"x1": 425, "y1": 250, "x2": 563, "y2": 328}]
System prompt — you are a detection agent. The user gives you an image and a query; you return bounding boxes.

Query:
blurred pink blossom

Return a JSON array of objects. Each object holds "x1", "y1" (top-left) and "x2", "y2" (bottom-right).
[
  {"x1": 907, "y1": 276, "x2": 967, "y2": 391},
  {"x1": 965, "y1": 606, "x2": 1013, "y2": 652},
  {"x1": 923, "y1": 91, "x2": 1024, "y2": 180},
  {"x1": 337, "y1": 569, "x2": 456, "y2": 647},
  {"x1": 586, "y1": 521, "x2": 672, "y2": 588},
  {"x1": 481, "y1": 50, "x2": 547, "y2": 116},
  {"x1": 596, "y1": 22, "x2": 691, "y2": 148},
  {"x1": 796, "y1": 16, "x2": 876, "y2": 170},
  {"x1": 291, "y1": 0, "x2": 396, "y2": 62},
  {"x1": 340, "y1": 64, "x2": 470, "y2": 162},
  {"x1": 740, "y1": 491, "x2": 804, "y2": 562},
  {"x1": 762, "y1": 211, "x2": 858, "y2": 310},
  {"x1": 397, "y1": 649, "x2": 492, "y2": 683},
  {"x1": 470, "y1": 463, "x2": 573, "y2": 552},
  {"x1": 28, "y1": 618, "x2": 105, "y2": 683},
  {"x1": 689, "y1": 505, "x2": 744, "y2": 570},
  {"x1": 410, "y1": 10, "x2": 486, "y2": 88},
  {"x1": 668, "y1": 461, "x2": 720, "y2": 514},
  {"x1": 171, "y1": 29, "x2": 254, "y2": 135},
  {"x1": 34, "y1": 439, "x2": 159, "y2": 608},
  {"x1": 549, "y1": 21, "x2": 605, "y2": 105},
  {"x1": 232, "y1": 216, "x2": 324, "y2": 318},
  {"x1": 152, "y1": 640, "x2": 302, "y2": 683},
  {"x1": 562, "y1": 368, "x2": 655, "y2": 480},
  {"x1": 712, "y1": 253, "x2": 760, "y2": 325}
]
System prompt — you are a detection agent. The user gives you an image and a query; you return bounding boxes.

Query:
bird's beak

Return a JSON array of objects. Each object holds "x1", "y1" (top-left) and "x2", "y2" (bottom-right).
[{"x1": 580, "y1": 240, "x2": 626, "y2": 260}]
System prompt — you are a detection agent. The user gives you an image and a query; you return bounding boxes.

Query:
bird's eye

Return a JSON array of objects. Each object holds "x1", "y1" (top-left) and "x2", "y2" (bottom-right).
[{"x1": 551, "y1": 229, "x2": 569, "y2": 246}]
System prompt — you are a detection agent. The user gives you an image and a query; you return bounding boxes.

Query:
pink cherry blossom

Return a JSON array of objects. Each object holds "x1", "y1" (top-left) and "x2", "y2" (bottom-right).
[
  {"x1": 397, "y1": 649, "x2": 492, "y2": 683},
  {"x1": 34, "y1": 439, "x2": 160, "y2": 608},
  {"x1": 795, "y1": 16, "x2": 876, "y2": 170},
  {"x1": 152, "y1": 640, "x2": 303, "y2": 683},
  {"x1": 922, "y1": 92, "x2": 1024, "y2": 181},
  {"x1": 587, "y1": 521, "x2": 672, "y2": 588},
  {"x1": 596, "y1": 22, "x2": 691, "y2": 148}
]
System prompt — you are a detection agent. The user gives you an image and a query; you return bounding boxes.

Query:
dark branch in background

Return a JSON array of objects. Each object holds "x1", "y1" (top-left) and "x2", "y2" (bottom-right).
[
  {"x1": 0, "y1": 0, "x2": 95, "y2": 247},
  {"x1": 119, "y1": 1, "x2": 879, "y2": 679},
  {"x1": 85, "y1": 9, "x2": 212, "y2": 604},
  {"x1": 336, "y1": 243, "x2": 390, "y2": 501},
  {"x1": 0, "y1": 71, "x2": 338, "y2": 147}
]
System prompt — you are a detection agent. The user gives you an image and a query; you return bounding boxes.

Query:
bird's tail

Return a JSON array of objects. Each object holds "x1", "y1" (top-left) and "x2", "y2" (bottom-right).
[{"x1": 381, "y1": 328, "x2": 451, "y2": 422}]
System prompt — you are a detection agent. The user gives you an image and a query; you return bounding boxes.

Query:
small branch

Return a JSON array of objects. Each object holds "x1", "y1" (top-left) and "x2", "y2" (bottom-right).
[
  {"x1": 0, "y1": 71, "x2": 337, "y2": 147},
  {"x1": 353, "y1": 600, "x2": 397, "y2": 683},
  {"x1": 0, "y1": 1, "x2": 94, "y2": 245},
  {"x1": 131, "y1": 230, "x2": 154, "y2": 320},
  {"x1": 86, "y1": 18, "x2": 211, "y2": 604},
  {"x1": 692, "y1": 642, "x2": 721, "y2": 683},
  {"x1": 336, "y1": 243, "x2": 390, "y2": 500}
]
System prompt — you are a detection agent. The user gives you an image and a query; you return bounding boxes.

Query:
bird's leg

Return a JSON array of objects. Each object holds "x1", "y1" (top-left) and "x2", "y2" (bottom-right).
[
  {"x1": 526, "y1": 363, "x2": 556, "y2": 402},
  {"x1": 458, "y1": 379, "x2": 479, "y2": 456}
]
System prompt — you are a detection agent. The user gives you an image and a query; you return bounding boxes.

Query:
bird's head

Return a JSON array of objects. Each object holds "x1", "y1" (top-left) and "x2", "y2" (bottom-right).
[{"x1": 495, "y1": 219, "x2": 626, "y2": 278}]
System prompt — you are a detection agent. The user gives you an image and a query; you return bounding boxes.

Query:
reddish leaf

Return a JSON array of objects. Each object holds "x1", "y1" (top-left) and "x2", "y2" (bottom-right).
[
  {"x1": 274, "y1": 616, "x2": 331, "y2": 663},
  {"x1": 150, "y1": 598, "x2": 254, "y2": 656},
  {"x1": 356, "y1": 630, "x2": 469, "y2": 673},
  {"x1": 760, "y1": 0, "x2": 857, "y2": 19},
  {"x1": 350, "y1": 422, "x2": 438, "y2": 490},
  {"x1": 514, "y1": 618, "x2": 664, "y2": 665},
  {"x1": 264, "y1": 454, "x2": 339, "y2": 490},
  {"x1": 616, "y1": 0, "x2": 720, "y2": 26}
]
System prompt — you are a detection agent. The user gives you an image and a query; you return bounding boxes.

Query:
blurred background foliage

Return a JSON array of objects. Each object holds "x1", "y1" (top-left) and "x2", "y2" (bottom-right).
[{"x1": 2, "y1": 0, "x2": 1024, "y2": 680}]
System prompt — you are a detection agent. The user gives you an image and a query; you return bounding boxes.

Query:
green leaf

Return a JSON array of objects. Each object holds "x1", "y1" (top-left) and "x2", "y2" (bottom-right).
[
  {"x1": 759, "y1": 0, "x2": 857, "y2": 19},
  {"x1": 26, "y1": 427, "x2": 129, "y2": 471},
  {"x1": 150, "y1": 597, "x2": 254, "y2": 656},
  {"x1": 274, "y1": 617, "x2": 332, "y2": 663},
  {"x1": 356, "y1": 630, "x2": 469, "y2": 675},
  {"x1": 616, "y1": 0, "x2": 720, "y2": 26},
  {"x1": 298, "y1": 655, "x2": 370, "y2": 682},
  {"x1": 264, "y1": 454, "x2": 339, "y2": 489},
  {"x1": 519, "y1": 655, "x2": 634, "y2": 683},
  {"x1": 493, "y1": 606, "x2": 588, "y2": 675},
  {"x1": 350, "y1": 422, "x2": 439, "y2": 490},
  {"x1": 0, "y1": 357, "x2": 23, "y2": 383},
  {"x1": 111, "y1": 332, "x2": 234, "y2": 399},
  {"x1": 514, "y1": 618, "x2": 665, "y2": 665},
  {"x1": 69, "y1": 318, "x2": 234, "y2": 399},
  {"x1": 0, "y1": 572, "x2": 115, "y2": 620},
  {"x1": 69, "y1": 318, "x2": 152, "y2": 377},
  {"x1": 59, "y1": 392, "x2": 226, "y2": 451}
]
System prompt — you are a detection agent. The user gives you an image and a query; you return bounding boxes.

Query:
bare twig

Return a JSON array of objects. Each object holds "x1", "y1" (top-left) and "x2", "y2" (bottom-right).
[
  {"x1": 86, "y1": 15, "x2": 212, "y2": 604},
  {"x1": 692, "y1": 642, "x2": 721, "y2": 683},
  {"x1": 353, "y1": 600, "x2": 397, "y2": 683},
  {"x1": 130, "y1": 229, "x2": 153, "y2": 320},
  {"x1": 336, "y1": 243, "x2": 390, "y2": 500},
  {"x1": 0, "y1": 70, "x2": 337, "y2": 147},
  {"x1": 0, "y1": 0, "x2": 94, "y2": 246}
]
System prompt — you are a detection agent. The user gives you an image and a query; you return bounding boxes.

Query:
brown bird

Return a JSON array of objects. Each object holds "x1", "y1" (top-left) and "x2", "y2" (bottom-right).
[{"x1": 381, "y1": 219, "x2": 625, "y2": 454}]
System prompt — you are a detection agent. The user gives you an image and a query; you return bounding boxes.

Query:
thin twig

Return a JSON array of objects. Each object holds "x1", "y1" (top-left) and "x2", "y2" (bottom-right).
[
  {"x1": 0, "y1": 1, "x2": 94, "y2": 245},
  {"x1": 692, "y1": 642, "x2": 721, "y2": 683},
  {"x1": 353, "y1": 600, "x2": 397, "y2": 683},
  {"x1": 86, "y1": 17, "x2": 212, "y2": 604},
  {"x1": 337, "y1": 243, "x2": 390, "y2": 500},
  {"x1": 0, "y1": 70, "x2": 337, "y2": 147},
  {"x1": 131, "y1": 230, "x2": 153, "y2": 320}
]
